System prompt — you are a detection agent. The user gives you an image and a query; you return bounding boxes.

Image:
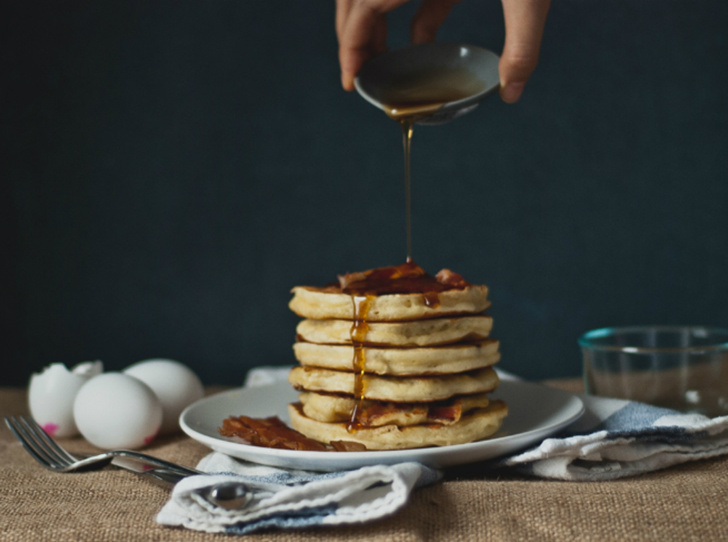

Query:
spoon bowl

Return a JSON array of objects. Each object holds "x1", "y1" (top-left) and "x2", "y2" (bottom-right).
[
  {"x1": 198, "y1": 481, "x2": 252, "y2": 510},
  {"x1": 354, "y1": 43, "x2": 500, "y2": 125}
]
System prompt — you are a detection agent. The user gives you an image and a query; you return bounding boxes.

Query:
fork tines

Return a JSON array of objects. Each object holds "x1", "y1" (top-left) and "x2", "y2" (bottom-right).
[{"x1": 4, "y1": 416, "x2": 79, "y2": 470}]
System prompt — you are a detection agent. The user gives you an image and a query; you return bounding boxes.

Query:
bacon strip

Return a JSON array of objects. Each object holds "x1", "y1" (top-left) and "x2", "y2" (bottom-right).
[
  {"x1": 356, "y1": 401, "x2": 427, "y2": 426},
  {"x1": 337, "y1": 261, "x2": 470, "y2": 295},
  {"x1": 330, "y1": 440, "x2": 368, "y2": 452},
  {"x1": 427, "y1": 402, "x2": 463, "y2": 424},
  {"x1": 354, "y1": 398, "x2": 465, "y2": 426},
  {"x1": 219, "y1": 415, "x2": 371, "y2": 452},
  {"x1": 219, "y1": 415, "x2": 328, "y2": 451},
  {"x1": 435, "y1": 268, "x2": 469, "y2": 288}
]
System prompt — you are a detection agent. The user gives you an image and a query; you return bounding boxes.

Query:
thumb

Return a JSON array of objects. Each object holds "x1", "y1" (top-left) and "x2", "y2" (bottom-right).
[{"x1": 499, "y1": 0, "x2": 551, "y2": 103}]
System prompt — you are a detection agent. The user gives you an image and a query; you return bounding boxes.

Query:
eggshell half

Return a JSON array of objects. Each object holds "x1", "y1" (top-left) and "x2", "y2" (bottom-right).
[{"x1": 28, "y1": 361, "x2": 103, "y2": 438}]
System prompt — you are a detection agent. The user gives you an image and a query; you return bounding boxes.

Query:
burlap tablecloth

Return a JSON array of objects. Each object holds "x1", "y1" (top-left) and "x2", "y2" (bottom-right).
[{"x1": 2, "y1": 382, "x2": 727, "y2": 541}]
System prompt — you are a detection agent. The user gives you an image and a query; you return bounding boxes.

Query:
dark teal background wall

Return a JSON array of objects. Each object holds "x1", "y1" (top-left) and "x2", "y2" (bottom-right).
[{"x1": 3, "y1": 1, "x2": 727, "y2": 386}]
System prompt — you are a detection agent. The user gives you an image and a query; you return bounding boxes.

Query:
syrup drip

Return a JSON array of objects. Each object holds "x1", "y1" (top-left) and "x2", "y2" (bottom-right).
[
  {"x1": 380, "y1": 66, "x2": 487, "y2": 263},
  {"x1": 401, "y1": 119, "x2": 414, "y2": 262},
  {"x1": 342, "y1": 66, "x2": 480, "y2": 427},
  {"x1": 341, "y1": 264, "x2": 469, "y2": 430},
  {"x1": 422, "y1": 290, "x2": 441, "y2": 308},
  {"x1": 347, "y1": 294, "x2": 372, "y2": 432}
]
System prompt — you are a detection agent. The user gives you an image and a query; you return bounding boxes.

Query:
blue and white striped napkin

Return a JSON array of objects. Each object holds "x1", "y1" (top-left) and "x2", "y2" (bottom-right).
[{"x1": 502, "y1": 392, "x2": 728, "y2": 480}]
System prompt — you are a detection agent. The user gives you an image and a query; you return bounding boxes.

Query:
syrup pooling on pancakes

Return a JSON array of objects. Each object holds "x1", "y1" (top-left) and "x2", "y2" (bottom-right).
[
  {"x1": 341, "y1": 262, "x2": 473, "y2": 431},
  {"x1": 338, "y1": 260, "x2": 470, "y2": 306},
  {"x1": 337, "y1": 64, "x2": 490, "y2": 436}
]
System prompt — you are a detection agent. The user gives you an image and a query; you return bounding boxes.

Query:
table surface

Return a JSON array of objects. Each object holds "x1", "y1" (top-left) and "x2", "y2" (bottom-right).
[{"x1": 3, "y1": 380, "x2": 728, "y2": 542}]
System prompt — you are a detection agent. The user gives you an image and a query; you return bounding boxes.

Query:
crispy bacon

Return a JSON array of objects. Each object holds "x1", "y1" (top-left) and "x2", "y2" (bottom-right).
[
  {"x1": 435, "y1": 269, "x2": 469, "y2": 288},
  {"x1": 354, "y1": 398, "x2": 464, "y2": 427},
  {"x1": 356, "y1": 401, "x2": 427, "y2": 426},
  {"x1": 330, "y1": 440, "x2": 368, "y2": 452},
  {"x1": 219, "y1": 415, "x2": 328, "y2": 451},
  {"x1": 427, "y1": 401, "x2": 463, "y2": 424},
  {"x1": 219, "y1": 415, "x2": 370, "y2": 452},
  {"x1": 337, "y1": 261, "x2": 469, "y2": 296},
  {"x1": 338, "y1": 261, "x2": 426, "y2": 292}
]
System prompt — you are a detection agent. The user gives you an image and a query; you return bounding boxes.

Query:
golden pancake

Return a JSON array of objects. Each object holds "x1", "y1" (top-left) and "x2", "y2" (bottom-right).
[
  {"x1": 289, "y1": 285, "x2": 489, "y2": 321},
  {"x1": 296, "y1": 315, "x2": 493, "y2": 347},
  {"x1": 298, "y1": 391, "x2": 491, "y2": 427},
  {"x1": 288, "y1": 400, "x2": 508, "y2": 449},
  {"x1": 293, "y1": 339, "x2": 499, "y2": 375},
  {"x1": 288, "y1": 366, "x2": 499, "y2": 402}
]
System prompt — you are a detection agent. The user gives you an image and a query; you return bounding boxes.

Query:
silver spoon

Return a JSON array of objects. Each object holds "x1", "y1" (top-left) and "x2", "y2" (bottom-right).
[
  {"x1": 354, "y1": 43, "x2": 500, "y2": 125},
  {"x1": 129, "y1": 465, "x2": 252, "y2": 510},
  {"x1": 199, "y1": 481, "x2": 252, "y2": 510}
]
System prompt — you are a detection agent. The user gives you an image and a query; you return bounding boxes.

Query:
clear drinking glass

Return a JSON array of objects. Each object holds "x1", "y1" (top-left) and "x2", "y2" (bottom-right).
[{"x1": 579, "y1": 326, "x2": 728, "y2": 416}]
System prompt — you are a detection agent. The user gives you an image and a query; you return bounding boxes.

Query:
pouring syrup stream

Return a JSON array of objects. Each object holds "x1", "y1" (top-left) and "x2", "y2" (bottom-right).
[{"x1": 346, "y1": 68, "x2": 485, "y2": 430}]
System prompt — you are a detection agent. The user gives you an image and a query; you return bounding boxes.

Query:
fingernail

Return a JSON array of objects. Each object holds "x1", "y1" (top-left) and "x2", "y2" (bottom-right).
[
  {"x1": 500, "y1": 82, "x2": 525, "y2": 104},
  {"x1": 341, "y1": 72, "x2": 355, "y2": 92}
]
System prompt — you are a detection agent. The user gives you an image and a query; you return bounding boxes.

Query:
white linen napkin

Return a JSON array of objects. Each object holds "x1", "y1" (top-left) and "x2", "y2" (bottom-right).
[{"x1": 156, "y1": 453, "x2": 439, "y2": 534}]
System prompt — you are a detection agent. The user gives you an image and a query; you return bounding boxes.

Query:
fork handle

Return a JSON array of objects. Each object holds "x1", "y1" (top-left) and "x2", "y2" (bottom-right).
[
  {"x1": 109, "y1": 456, "x2": 197, "y2": 486},
  {"x1": 109, "y1": 450, "x2": 201, "y2": 476},
  {"x1": 140, "y1": 467, "x2": 190, "y2": 487}
]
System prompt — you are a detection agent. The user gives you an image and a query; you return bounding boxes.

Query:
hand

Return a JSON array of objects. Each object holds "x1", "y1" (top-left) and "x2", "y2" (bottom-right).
[{"x1": 335, "y1": 0, "x2": 551, "y2": 104}]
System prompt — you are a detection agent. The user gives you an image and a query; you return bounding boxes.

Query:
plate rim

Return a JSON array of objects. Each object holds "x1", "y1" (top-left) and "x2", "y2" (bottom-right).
[{"x1": 180, "y1": 378, "x2": 584, "y2": 470}]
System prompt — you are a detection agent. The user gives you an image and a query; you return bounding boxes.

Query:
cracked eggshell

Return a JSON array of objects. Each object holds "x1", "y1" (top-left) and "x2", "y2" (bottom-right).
[
  {"x1": 73, "y1": 372, "x2": 163, "y2": 449},
  {"x1": 123, "y1": 359, "x2": 204, "y2": 434},
  {"x1": 28, "y1": 361, "x2": 103, "y2": 438}
]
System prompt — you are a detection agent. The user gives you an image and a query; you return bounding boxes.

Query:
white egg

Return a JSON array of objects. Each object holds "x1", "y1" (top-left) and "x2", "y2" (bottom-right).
[
  {"x1": 28, "y1": 361, "x2": 103, "y2": 438},
  {"x1": 123, "y1": 359, "x2": 203, "y2": 434},
  {"x1": 73, "y1": 373, "x2": 162, "y2": 449}
]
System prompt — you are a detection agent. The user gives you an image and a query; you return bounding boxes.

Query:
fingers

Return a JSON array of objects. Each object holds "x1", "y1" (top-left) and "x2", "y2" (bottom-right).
[
  {"x1": 499, "y1": 0, "x2": 551, "y2": 103},
  {"x1": 336, "y1": 0, "x2": 409, "y2": 91},
  {"x1": 337, "y1": 0, "x2": 550, "y2": 102},
  {"x1": 336, "y1": 0, "x2": 459, "y2": 90},
  {"x1": 410, "y1": 0, "x2": 462, "y2": 44}
]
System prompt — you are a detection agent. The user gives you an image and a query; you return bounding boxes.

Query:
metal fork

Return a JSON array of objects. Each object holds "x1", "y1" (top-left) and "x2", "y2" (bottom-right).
[
  {"x1": 6, "y1": 415, "x2": 252, "y2": 509},
  {"x1": 4, "y1": 415, "x2": 200, "y2": 475}
]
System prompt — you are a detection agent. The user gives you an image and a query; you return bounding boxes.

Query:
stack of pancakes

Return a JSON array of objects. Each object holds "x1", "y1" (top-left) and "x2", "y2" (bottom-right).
[{"x1": 287, "y1": 262, "x2": 507, "y2": 450}]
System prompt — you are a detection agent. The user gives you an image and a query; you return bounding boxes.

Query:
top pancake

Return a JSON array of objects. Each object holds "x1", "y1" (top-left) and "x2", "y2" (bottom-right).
[{"x1": 289, "y1": 285, "x2": 489, "y2": 322}]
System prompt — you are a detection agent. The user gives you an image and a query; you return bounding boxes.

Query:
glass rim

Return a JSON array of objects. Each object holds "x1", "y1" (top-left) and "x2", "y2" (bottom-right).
[{"x1": 578, "y1": 325, "x2": 728, "y2": 353}]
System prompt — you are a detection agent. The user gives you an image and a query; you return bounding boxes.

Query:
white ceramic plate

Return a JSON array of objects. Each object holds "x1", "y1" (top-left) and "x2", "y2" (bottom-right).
[{"x1": 180, "y1": 378, "x2": 584, "y2": 471}]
